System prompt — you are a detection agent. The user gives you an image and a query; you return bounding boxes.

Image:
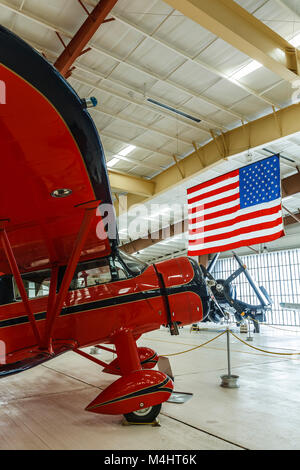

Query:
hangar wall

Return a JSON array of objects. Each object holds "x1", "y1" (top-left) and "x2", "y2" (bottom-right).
[{"x1": 213, "y1": 249, "x2": 300, "y2": 326}]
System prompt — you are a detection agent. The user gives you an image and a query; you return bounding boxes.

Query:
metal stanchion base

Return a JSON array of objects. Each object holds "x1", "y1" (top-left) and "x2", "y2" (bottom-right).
[
  {"x1": 247, "y1": 336, "x2": 253, "y2": 342},
  {"x1": 220, "y1": 374, "x2": 240, "y2": 388}
]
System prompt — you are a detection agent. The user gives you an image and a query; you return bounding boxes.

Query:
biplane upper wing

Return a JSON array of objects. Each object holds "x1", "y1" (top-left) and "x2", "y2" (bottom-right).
[{"x1": 0, "y1": 26, "x2": 115, "y2": 273}]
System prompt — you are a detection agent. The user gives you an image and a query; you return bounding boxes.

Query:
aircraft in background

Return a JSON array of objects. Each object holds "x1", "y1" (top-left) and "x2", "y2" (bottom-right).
[{"x1": 199, "y1": 252, "x2": 272, "y2": 333}]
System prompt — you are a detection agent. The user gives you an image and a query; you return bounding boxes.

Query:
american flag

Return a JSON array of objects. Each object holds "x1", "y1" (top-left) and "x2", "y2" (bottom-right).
[{"x1": 187, "y1": 155, "x2": 284, "y2": 256}]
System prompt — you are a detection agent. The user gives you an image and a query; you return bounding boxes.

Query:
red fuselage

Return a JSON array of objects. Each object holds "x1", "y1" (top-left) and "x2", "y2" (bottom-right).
[{"x1": 0, "y1": 256, "x2": 205, "y2": 363}]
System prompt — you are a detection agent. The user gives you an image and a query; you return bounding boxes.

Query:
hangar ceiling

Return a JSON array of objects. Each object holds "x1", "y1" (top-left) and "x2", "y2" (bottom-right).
[{"x1": 1, "y1": 0, "x2": 300, "y2": 261}]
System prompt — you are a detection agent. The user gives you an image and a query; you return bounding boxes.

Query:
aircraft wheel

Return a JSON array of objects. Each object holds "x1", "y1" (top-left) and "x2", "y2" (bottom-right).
[{"x1": 124, "y1": 404, "x2": 162, "y2": 423}]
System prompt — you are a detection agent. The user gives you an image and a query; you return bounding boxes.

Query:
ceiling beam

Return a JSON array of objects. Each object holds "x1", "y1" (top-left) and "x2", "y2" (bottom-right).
[
  {"x1": 54, "y1": 0, "x2": 118, "y2": 76},
  {"x1": 108, "y1": 171, "x2": 154, "y2": 197},
  {"x1": 163, "y1": 0, "x2": 300, "y2": 83}
]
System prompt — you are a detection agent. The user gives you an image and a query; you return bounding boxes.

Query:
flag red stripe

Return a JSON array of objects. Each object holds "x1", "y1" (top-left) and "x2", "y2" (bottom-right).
[
  {"x1": 188, "y1": 204, "x2": 282, "y2": 235},
  {"x1": 188, "y1": 217, "x2": 283, "y2": 245},
  {"x1": 188, "y1": 193, "x2": 240, "y2": 214},
  {"x1": 187, "y1": 180, "x2": 239, "y2": 205},
  {"x1": 187, "y1": 169, "x2": 239, "y2": 195},
  {"x1": 188, "y1": 204, "x2": 240, "y2": 225},
  {"x1": 188, "y1": 230, "x2": 284, "y2": 256}
]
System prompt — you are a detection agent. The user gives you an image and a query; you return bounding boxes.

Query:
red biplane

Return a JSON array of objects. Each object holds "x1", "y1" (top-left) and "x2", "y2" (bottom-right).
[{"x1": 0, "y1": 26, "x2": 209, "y2": 423}]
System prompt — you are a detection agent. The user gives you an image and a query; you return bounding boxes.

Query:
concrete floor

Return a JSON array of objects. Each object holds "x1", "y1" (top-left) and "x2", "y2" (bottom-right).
[{"x1": 1, "y1": 323, "x2": 300, "y2": 450}]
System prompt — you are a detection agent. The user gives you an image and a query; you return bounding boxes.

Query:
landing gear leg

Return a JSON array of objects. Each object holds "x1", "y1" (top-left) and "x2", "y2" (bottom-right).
[
  {"x1": 113, "y1": 329, "x2": 164, "y2": 424},
  {"x1": 85, "y1": 329, "x2": 173, "y2": 421}
]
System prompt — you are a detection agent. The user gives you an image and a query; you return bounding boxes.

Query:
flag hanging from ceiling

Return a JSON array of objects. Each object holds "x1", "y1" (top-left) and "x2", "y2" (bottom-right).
[{"x1": 187, "y1": 155, "x2": 284, "y2": 256}]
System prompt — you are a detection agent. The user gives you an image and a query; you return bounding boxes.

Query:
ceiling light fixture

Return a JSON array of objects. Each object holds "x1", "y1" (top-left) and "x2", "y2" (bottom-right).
[
  {"x1": 107, "y1": 157, "x2": 119, "y2": 168},
  {"x1": 107, "y1": 145, "x2": 136, "y2": 168},
  {"x1": 118, "y1": 145, "x2": 136, "y2": 157},
  {"x1": 230, "y1": 60, "x2": 263, "y2": 81},
  {"x1": 147, "y1": 98, "x2": 201, "y2": 123}
]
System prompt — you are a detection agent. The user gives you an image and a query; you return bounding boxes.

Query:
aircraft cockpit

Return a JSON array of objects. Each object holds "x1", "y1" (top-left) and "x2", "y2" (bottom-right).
[{"x1": 0, "y1": 251, "x2": 149, "y2": 305}]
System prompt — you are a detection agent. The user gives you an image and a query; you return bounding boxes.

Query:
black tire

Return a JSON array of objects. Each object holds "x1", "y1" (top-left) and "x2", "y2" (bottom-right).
[{"x1": 124, "y1": 404, "x2": 162, "y2": 423}]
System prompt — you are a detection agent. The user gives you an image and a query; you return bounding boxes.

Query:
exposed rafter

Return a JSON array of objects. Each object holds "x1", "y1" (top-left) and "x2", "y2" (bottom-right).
[{"x1": 54, "y1": 0, "x2": 118, "y2": 77}]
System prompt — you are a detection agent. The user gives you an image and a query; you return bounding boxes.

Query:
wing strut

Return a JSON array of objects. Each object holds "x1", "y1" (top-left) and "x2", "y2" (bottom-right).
[
  {"x1": 40, "y1": 201, "x2": 100, "y2": 353},
  {"x1": 0, "y1": 223, "x2": 41, "y2": 345}
]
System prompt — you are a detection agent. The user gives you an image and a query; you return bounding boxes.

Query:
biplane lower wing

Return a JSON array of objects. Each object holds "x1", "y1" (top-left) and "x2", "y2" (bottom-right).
[{"x1": 0, "y1": 341, "x2": 76, "y2": 378}]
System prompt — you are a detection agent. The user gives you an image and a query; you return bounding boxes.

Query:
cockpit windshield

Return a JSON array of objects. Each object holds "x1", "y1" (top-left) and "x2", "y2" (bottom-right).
[{"x1": 118, "y1": 251, "x2": 148, "y2": 276}]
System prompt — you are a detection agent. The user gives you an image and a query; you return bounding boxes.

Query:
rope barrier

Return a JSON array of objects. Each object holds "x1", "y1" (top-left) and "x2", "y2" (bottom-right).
[
  {"x1": 221, "y1": 314, "x2": 300, "y2": 334},
  {"x1": 229, "y1": 331, "x2": 300, "y2": 356},
  {"x1": 162, "y1": 327, "x2": 300, "y2": 358},
  {"x1": 162, "y1": 330, "x2": 227, "y2": 357}
]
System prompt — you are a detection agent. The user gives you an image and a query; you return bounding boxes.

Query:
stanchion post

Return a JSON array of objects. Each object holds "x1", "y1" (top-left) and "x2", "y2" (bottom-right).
[
  {"x1": 220, "y1": 326, "x2": 240, "y2": 388},
  {"x1": 247, "y1": 318, "x2": 253, "y2": 342},
  {"x1": 226, "y1": 327, "x2": 231, "y2": 376}
]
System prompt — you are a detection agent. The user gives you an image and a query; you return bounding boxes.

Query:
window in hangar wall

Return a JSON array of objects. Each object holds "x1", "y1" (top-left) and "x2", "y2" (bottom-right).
[{"x1": 212, "y1": 248, "x2": 300, "y2": 326}]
